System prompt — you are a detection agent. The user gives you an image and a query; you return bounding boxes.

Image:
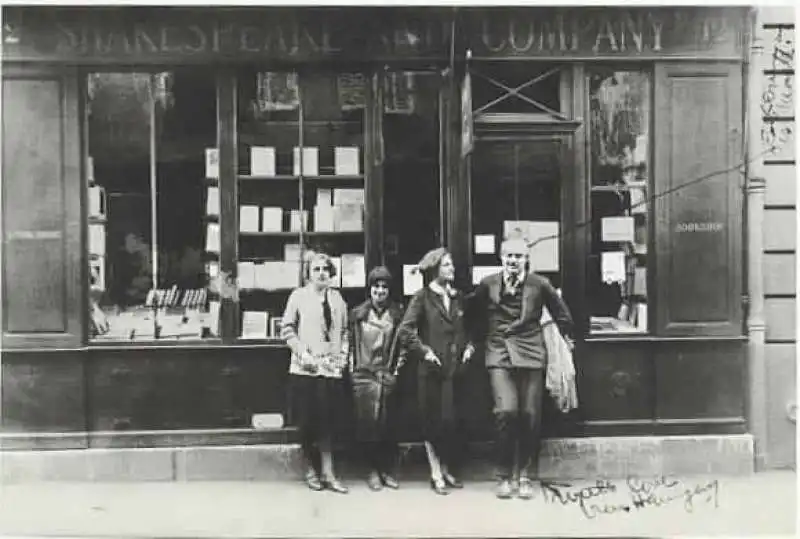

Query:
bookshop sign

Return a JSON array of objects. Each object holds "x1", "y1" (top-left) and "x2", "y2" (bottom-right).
[
  {"x1": 2, "y1": 6, "x2": 747, "y2": 63},
  {"x1": 467, "y1": 7, "x2": 747, "y2": 59},
  {"x1": 1, "y1": 7, "x2": 452, "y2": 63}
]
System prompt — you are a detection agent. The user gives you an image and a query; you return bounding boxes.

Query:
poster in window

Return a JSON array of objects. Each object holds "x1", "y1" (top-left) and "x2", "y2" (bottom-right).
[
  {"x1": 256, "y1": 72, "x2": 299, "y2": 112},
  {"x1": 337, "y1": 73, "x2": 366, "y2": 111},
  {"x1": 385, "y1": 72, "x2": 415, "y2": 115}
]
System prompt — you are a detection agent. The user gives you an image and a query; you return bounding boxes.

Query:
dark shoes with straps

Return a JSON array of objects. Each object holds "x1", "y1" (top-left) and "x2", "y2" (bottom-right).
[{"x1": 306, "y1": 471, "x2": 348, "y2": 494}]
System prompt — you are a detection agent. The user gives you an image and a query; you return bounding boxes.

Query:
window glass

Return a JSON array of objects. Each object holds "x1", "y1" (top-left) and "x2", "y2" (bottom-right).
[
  {"x1": 236, "y1": 70, "x2": 366, "y2": 340},
  {"x1": 382, "y1": 71, "x2": 441, "y2": 300},
  {"x1": 471, "y1": 139, "x2": 563, "y2": 288},
  {"x1": 587, "y1": 69, "x2": 651, "y2": 335},
  {"x1": 87, "y1": 70, "x2": 218, "y2": 341}
]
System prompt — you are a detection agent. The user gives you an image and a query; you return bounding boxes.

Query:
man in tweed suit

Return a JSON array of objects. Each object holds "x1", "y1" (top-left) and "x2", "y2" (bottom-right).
[{"x1": 469, "y1": 238, "x2": 574, "y2": 499}]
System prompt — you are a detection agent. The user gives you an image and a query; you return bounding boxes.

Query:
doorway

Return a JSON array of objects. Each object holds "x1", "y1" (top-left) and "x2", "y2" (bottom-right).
[{"x1": 382, "y1": 71, "x2": 443, "y2": 301}]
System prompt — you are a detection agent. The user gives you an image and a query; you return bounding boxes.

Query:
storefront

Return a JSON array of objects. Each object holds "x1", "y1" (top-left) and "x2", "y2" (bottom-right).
[{"x1": 2, "y1": 6, "x2": 754, "y2": 451}]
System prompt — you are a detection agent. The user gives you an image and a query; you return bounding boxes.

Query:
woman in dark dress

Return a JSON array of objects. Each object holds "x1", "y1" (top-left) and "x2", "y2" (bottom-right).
[
  {"x1": 397, "y1": 247, "x2": 476, "y2": 495},
  {"x1": 348, "y1": 266, "x2": 405, "y2": 491}
]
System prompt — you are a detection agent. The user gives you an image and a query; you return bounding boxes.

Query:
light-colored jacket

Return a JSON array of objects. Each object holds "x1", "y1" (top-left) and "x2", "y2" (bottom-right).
[
  {"x1": 281, "y1": 285, "x2": 349, "y2": 379},
  {"x1": 541, "y1": 306, "x2": 578, "y2": 413}
]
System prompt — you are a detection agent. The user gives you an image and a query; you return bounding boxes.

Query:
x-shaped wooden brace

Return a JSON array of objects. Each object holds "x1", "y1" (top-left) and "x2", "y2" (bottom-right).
[{"x1": 471, "y1": 66, "x2": 570, "y2": 122}]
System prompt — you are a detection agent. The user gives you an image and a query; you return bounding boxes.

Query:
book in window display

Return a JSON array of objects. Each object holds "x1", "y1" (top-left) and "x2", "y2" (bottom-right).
[{"x1": 250, "y1": 146, "x2": 276, "y2": 177}]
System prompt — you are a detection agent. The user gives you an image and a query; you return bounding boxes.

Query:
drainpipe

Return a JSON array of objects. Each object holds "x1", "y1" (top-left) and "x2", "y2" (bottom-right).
[{"x1": 745, "y1": 6, "x2": 768, "y2": 472}]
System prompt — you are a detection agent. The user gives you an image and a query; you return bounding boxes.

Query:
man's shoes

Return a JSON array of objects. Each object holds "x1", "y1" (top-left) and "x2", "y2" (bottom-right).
[
  {"x1": 518, "y1": 477, "x2": 535, "y2": 500},
  {"x1": 381, "y1": 473, "x2": 400, "y2": 489},
  {"x1": 495, "y1": 479, "x2": 514, "y2": 499},
  {"x1": 443, "y1": 472, "x2": 464, "y2": 489},
  {"x1": 430, "y1": 477, "x2": 450, "y2": 496},
  {"x1": 367, "y1": 471, "x2": 383, "y2": 491}
]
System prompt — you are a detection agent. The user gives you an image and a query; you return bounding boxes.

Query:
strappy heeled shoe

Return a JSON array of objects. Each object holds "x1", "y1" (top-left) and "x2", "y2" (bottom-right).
[
  {"x1": 321, "y1": 476, "x2": 349, "y2": 494},
  {"x1": 430, "y1": 477, "x2": 449, "y2": 496},
  {"x1": 305, "y1": 471, "x2": 324, "y2": 492},
  {"x1": 443, "y1": 472, "x2": 463, "y2": 489}
]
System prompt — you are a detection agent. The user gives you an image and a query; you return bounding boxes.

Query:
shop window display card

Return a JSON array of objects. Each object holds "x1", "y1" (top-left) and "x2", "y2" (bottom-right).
[
  {"x1": 334, "y1": 147, "x2": 360, "y2": 176},
  {"x1": 205, "y1": 148, "x2": 219, "y2": 179},
  {"x1": 240, "y1": 206, "x2": 261, "y2": 233},
  {"x1": 250, "y1": 146, "x2": 276, "y2": 177},
  {"x1": 293, "y1": 147, "x2": 319, "y2": 176},
  {"x1": 474, "y1": 234, "x2": 496, "y2": 254},
  {"x1": 601, "y1": 216, "x2": 635, "y2": 243},
  {"x1": 341, "y1": 254, "x2": 366, "y2": 288},
  {"x1": 206, "y1": 186, "x2": 220, "y2": 216},
  {"x1": 205, "y1": 223, "x2": 220, "y2": 253},
  {"x1": 89, "y1": 223, "x2": 106, "y2": 256},
  {"x1": 403, "y1": 264, "x2": 423, "y2": 296},
  {"x1": 528, "y1": 221, "x2": 559, "y2": 273},
  {"x1": 241, "y1": 311, "x2": 269, "y2": 339},
  {"x1": 260, "y1": 207, "x2": 283, "y2": 232}
]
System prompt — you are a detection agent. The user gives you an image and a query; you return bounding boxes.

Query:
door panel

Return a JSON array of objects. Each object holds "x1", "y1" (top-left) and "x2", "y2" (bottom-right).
[
  {"x1": 653, "y1": 62, "x2": 743, "y2": 336},
  {"x1": 2, "y1": 66, "x2": 83, "y2": 348},
  {"x1": 470, "y1": 137, "x2": 567, "y2": 289}
]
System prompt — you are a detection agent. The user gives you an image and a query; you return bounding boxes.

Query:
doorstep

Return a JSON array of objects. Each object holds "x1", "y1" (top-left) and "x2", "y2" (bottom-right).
[{"x1": 0, "y1": 434, "x2": 753, "y2": 483}]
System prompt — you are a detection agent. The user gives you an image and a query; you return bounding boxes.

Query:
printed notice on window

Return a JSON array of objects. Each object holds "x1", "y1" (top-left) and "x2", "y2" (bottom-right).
[
  {"x1": 528, "y1": 221, "x2": 559, "y2": 272},
  {"x1": 403, "y1": 264, "x2": 423, "y2": 296},
  {"x1": 474, "y1": 234, "x2": 496, "y2": 254},
  {"x1": 601, "y1": 216, "x2": 635, "y2": 243}
]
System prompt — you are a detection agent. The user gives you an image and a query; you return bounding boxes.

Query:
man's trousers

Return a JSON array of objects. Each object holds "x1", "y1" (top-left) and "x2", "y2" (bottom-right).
[{"x1": 488, "y1": 367, "x2": 545, "y2": 480}]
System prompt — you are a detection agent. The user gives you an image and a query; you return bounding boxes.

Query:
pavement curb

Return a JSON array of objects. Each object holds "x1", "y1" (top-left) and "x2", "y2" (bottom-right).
[{"x1": 0, "y1": 434, "x2": 754, "y2": 483}]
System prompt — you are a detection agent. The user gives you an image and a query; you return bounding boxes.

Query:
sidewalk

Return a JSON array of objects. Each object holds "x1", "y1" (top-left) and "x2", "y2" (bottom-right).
[{"x1": 0, "y1": 472, "x2": 795, "y2": 537}]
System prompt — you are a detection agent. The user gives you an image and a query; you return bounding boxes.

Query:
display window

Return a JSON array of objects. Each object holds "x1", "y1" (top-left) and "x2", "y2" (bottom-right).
[
  {"x1": 587, "y1": 68, "x2": 651, "y2": 335},
  {"x1": 86, "y1": 70, "x2": 218, "y2": 341}
]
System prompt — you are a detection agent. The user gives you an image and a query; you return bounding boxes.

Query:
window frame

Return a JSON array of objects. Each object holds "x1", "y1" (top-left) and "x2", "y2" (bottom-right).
[{"x1": 583, "y1": 63, "x2": 655, "y2": 340}]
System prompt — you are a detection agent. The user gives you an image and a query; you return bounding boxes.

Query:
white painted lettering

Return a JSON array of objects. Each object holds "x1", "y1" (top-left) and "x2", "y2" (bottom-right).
[
  {"x1": 593, "y1": 18, "x2": 619, "y2": 52},
  {"x1": 482, "y1": 19, "x2": 507, "y2": 53},
  {"x1": 239, "y1": 26, "x2": 261, "y2": 52},
  {"x1": 185, "y1": 25, "x2": 207, "y2": 54},
  {"x1": 509, "y1": 20, "x2": 535, "y2": 52}
]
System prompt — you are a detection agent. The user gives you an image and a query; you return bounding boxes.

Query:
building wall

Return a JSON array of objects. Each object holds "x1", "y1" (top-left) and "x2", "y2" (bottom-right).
[{"x1": 757, "y1": 6, "x2": 797, "y2": 469}]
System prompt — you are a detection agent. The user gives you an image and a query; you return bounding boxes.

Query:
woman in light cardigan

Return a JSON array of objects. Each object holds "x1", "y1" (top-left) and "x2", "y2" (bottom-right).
[{"x1": 281, "y1": 250, "x2": 350, "y2": 494}]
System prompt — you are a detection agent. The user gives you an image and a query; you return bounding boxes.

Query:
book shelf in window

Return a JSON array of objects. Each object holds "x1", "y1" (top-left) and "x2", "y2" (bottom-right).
[
  {"x1": 589, "y1": 179, "x2": 649, "y2": 335},
  {"x1": 234, "y1": 70, "x2": 368, "y2": 342}
]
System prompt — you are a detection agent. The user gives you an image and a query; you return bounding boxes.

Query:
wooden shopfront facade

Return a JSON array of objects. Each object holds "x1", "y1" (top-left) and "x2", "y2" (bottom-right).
[{"x1": 1, "y1": 6, "x2": 756, "y2": 451}]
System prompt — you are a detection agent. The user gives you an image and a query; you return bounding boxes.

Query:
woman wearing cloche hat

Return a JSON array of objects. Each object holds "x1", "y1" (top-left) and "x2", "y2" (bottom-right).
[
  {"x1": 348, "y1": 266, "x2": 406, "y2": 491},
  {"x1": 397, "y1": 247, "x2": 476, "y2": 495}
]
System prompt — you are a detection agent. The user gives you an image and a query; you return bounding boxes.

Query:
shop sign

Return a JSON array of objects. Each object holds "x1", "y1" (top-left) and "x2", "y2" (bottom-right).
[
  {"x1": 1, "y1": 7, "x2": 451, "y2": 62},
  {"x1": 469, "y1": 7, "x2": 746, "y2": 58},
  {"x1": 675, "y1": 222, "x2": 724, "y2": 233}
]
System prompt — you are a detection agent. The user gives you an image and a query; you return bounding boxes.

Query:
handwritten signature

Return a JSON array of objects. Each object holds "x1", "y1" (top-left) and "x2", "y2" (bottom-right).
[{"x1": 540, "y1": 476, "x2": 720, "y2": 519}]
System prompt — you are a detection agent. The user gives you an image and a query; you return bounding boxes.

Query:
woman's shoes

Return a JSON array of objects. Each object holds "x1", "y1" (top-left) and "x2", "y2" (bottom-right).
[
  {"x1": 381, "y1": 473, "x2": 400, "y2": 490},
  {"x1": 442, "y1": 472, "x2": 463, "y2": 489},
  {"x1": 430, "y1": 477, "x2": 450, "y2": 496},
  {"x1": 305, "y1": 472, "x2": 324, "y2": 492},
  {"x1": 321, "y1": 476, "x2": 349, "y2": 494}
]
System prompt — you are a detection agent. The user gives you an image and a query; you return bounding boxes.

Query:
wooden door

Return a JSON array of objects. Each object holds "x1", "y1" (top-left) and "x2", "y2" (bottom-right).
[
  {"x1": 653, "y1": 62, "x2": 744, "y2": 337},
  {"x1": 2, "y1": 65, "x2": 84, "y2": 349}
]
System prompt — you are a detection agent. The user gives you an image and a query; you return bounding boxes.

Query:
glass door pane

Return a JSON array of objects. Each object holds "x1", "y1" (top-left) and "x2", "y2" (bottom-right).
[
  {"x1": 383, "y1": 71, "x2": 442, "y2": 301},
  {"x1": 471, "y1": 138, "x2": 564, "y2": 288}
]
